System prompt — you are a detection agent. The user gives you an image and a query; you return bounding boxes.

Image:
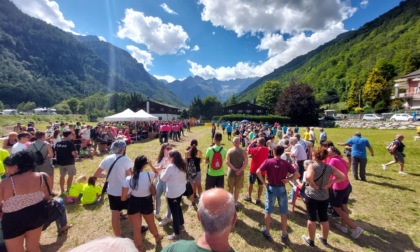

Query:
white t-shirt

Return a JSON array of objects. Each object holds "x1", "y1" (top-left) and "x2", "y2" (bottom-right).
[
  {"x1": 122, "y1": 172, "x2": 156, "y2": 197},
  {"x1": 160, "y1": 163, "x2": 186, "y2": 198},
  {"x1": 155, "y1": 156, "x2": 168, "y2": 177},
  {"x1": 291, "y1": 143, "x2": 307, "y2": 161},
  {"x1": 81, "y1": 128, "x2": 91, "y2": 140},
  {"x1": 11, "y1": 142, "x2": 27, "y2": 154},
  {"x1": 99, "y1": 154, "x2": 133, "y2": 196}
]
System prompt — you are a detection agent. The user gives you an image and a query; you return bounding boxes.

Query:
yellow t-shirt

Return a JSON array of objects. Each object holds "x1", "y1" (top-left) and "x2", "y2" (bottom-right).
[
  {"x1": 303, "y1": 131, "x2": 310, "y2": 141},
  {"x1": 81, "y1": 185, "x2": 101, "y2": 205},
  {"x1": 0, "y1": 149, "x2": 10, "y2": 177},
  {"x1": 68, "y1": 183, "x2": 85, "y2": 197}
]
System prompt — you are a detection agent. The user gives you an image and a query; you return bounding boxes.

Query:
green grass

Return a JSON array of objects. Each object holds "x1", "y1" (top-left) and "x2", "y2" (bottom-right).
[{"x1": 10, "y1": 125, "x2": 420, "y2": 251}]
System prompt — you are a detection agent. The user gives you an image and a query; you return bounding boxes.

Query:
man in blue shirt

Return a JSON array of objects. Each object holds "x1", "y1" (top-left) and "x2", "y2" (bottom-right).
[{"x1": 344, "y1": 132, "x2": 374, "y2": 181}]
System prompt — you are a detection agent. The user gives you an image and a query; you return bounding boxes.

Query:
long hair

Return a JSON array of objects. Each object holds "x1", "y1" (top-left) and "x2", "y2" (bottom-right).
[
  {"x1": 189, "y1": 139, "x2": 198, "y2": 158},
  {"x1": 169, "y1": 150, "x2": 186, "y2": 172},
  {"x1": 10, "y1": 151, "x2": 36, "y2": 176},
  {"x1": 157, "y1": 143, "x2": 170, "y2": 163},
  {"x1": 130, "y1": 155, "x2": 148, "y2": 190}
]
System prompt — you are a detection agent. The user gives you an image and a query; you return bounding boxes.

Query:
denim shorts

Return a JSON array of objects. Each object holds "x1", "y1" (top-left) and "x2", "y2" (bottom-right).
[{"x1": 264, "y1": 185, "x2": 288, "y2": 215}]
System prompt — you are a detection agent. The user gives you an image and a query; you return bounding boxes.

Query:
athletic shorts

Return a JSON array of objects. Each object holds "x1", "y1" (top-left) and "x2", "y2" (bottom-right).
[
  {"x1": 127, "y1": 195, "x2": 153, "y2": 215},
  {"x1": 108, "y1": 194, "x2": 128, "y2": 211},
  {"x1": 331, "y1": 184, "x2": 352, "y2": 208},
  {"x1": 305, "y1": 197, "x2": 329, "y2": 222},
  {"x1": 205, "y1": 175, "x2": 224, "y2": 190},
  {"x1": 188, "y1": 171, "x2": 202, "y2": 185},
  {"x1": 228, "y1": 173, "x2": 244, "y2": 190},
  {"x1": 249, "y1": 173, "x2": 264, "y2": 185},
  {"x1": 59, "y1": 164, "x2": 76, "y2": 176}
]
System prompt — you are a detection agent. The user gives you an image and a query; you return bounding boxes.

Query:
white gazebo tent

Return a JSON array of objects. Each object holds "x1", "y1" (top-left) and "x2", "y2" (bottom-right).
[
  {"x1": 103, "y1": 109, "x2": 137, "y2": 122},
  {"x1": 134, "y1": 109, "x2": 159, "y2": 121}
]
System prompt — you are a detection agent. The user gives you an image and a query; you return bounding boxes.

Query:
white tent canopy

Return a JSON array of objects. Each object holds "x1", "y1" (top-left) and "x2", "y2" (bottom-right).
[
  {"x1": 134, "y1": 109, "x2": 158, "y2": 121},
  {"x1": 103, "y1": 109, "x2": 137, "y2": 122}
]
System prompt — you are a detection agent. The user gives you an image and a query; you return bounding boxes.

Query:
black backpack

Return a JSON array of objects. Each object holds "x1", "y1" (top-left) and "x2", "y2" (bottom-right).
[
  {"x1": 186, "y1": 159, "x2": 197, "y2": 180},
  {"x1": 34, "y1": 144, "x2": 45, "y2": 165}
]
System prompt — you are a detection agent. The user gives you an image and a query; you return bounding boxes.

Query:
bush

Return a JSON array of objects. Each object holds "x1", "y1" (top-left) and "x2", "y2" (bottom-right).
[
  {"x1": 374, "y1": 100, "x2": 389, "y2": 113},
  {"x1": 363, "y1": 105, "x2": 374, "y2": 113}
]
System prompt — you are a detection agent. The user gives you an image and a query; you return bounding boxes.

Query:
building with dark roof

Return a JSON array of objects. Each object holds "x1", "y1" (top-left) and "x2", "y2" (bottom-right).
[
  {"x1": 223, "y1": 102, "x2": 267, "y2": 115},
  {"x1": 138, "y1": 99, "x2": 181, "y2": 120}
]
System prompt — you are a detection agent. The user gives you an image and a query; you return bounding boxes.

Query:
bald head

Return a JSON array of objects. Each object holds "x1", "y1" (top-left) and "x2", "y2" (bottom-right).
[
  {"x1": 232, "y1": 137, "x2": 241, "y2": 147},
  {"x1": 198, "y1": 188, "x2": 236, "y2": 235}
]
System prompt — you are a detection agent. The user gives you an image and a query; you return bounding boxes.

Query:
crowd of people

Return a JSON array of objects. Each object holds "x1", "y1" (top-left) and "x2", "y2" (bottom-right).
[{"x1": 0, "y1": 119, "x2": 409, "y2": 251}]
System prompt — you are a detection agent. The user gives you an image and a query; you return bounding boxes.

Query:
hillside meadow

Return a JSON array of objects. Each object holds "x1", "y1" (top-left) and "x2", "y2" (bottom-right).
[{"x1": 2, "y1": 122, "x2": 419, "y2": 251}]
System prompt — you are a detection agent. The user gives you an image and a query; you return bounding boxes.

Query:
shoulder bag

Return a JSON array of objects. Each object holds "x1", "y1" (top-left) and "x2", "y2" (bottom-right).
[
  {"x1": 147, "y1": 172, "x2": 157, "y2": 196},
  {"x1": 102, "y1": 155, "x2": 124, "y2": 194},
  {"x1": 300, "y1": 164, "x2": 327, "y2": 194},
  {"x1": 42, "y1": 174, "x2": 63, "y2": 231}
]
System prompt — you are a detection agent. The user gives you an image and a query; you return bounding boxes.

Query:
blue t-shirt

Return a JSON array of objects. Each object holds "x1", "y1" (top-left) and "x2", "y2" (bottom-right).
[
  {"x1": 222, "y1": 122, "x2": 228, "y2": 129},
  {"x1": 226, "y1": 125, "x2": 232, "y2": 133},
  {"x1": 345, "y1": 136, "x2": 371, "y2": 158}
]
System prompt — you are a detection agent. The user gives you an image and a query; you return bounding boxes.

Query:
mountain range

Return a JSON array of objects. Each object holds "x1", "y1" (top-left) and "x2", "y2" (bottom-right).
[{"x1": 165, "y1": 76, "x2": 258, "y2": 105}]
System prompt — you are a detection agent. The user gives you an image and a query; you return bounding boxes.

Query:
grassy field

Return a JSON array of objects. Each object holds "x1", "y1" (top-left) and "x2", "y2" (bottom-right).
[{"x1": 11, "y1": 125, "x2": 419, "y2": 252}]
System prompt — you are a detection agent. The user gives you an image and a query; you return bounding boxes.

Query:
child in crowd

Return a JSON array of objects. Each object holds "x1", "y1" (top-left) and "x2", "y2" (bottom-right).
[
  {"x1": 289, "y1": 160, "x2": 313, "y2": 203},
  {"x1": 67, "y1": 176, "x2": 87, "y2": 203},
  {"x1": 80, "y1": 177, "x2": 102, "y2": 205},
  {"x1": 79, "y1": 145, "x2": 94, "y2": 159}
]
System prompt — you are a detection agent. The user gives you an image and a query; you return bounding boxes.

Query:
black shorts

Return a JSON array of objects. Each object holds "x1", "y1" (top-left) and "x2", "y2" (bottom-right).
[
  {"x1": 249, "y1": 173, "x2": 264, "y2": 185},
  {"x1": 305, "y1": 197, "x2": 329, "y2": 222},
  {"x1": 108, "y1": 195, "x2": 128, "y2": 211},
  {"x1": 2, "y1": 200, "x2": 46, "y2": 239},
  {"x1": 205, "y1": 175, "x2": 224, "y2": 190},
  {"x1": 127, "y1": 195, "x2": 153, "y2": 215},
  {"x1": 331, "y1": 184, "x2": 352, "y2": 208},
  {"x1": 227, "y1": 132, "x2": 232, "y2": 136}
]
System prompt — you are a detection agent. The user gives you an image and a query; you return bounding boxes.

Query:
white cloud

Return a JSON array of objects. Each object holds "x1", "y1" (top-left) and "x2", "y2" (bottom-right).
[
  {"x1": 187, "y1": 0, "x2": 358, "y2": 80},
  {"x1": 97, "y1": 36, "x2": 106, "y2": 42},
  {"x1": 11, "y1": 0, "x2": 75, "y2": 32},
  {"x1": 360, "y1": 0, "x2": 369, "y2": 9},
  {"x1": 117, "y1": 9, "x2": 189, "y2": 55},
  {"x1": 154, "y1": 75, "x2": 177, "y2": 83},
  {"x1": 160, "y1": 3, "x2": 178, "y2": 15},
  {"x1": 126, "y1": 45, "x2": 153, "y2": 71},
  {"x1": 191, "y1": 45, "x2": 200, "y2": 51},
  {"x1": 189, "y1": 22, "x2": 347, "y2": 81},
  {"x1": 198, "y1": 0, "x2": 356, "y2": 36}
]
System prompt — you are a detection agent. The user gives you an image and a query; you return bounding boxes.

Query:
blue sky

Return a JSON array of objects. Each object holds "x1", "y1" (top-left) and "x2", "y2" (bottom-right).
[{"x1": 10, "y1": 0, "x2": 402, "y2": 82}]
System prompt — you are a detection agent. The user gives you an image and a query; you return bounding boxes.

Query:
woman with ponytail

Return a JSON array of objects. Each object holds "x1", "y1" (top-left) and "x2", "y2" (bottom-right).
[
  {"x1": 185, "y1": 139, "x2": 202, "y2": 199},
  {"x1": 121, "y1": 155, "x2": 163, "y2": 251}
]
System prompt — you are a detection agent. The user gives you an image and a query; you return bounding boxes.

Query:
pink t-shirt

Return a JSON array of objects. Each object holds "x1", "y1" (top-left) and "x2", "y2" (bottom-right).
[{"x1": 328, "y1": 156, "x2": 349, "y2": 190}]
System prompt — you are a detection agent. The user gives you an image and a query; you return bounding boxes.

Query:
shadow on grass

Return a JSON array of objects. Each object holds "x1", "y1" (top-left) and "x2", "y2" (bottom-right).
[
  {"x1": 40, "y1": 231, "x2": 68, "y2": 251},
  {"x1": 364, "y1": 180, "x2": 415, "y2": 192},
  {"x1": 365, "y1": 172, "x2": 395, "y2": 180},
  {"x1": 352, "y1": 220, "x2": 419, "y2": 252}
]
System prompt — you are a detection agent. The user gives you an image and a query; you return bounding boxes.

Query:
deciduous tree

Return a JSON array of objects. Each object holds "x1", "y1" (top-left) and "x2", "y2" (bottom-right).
[
  {"x1": 202, "y1": 96, "x2": 223, "y2": 120},
  {"x1": 256, "y1": 80, "x2": 282, "y2": 114},
  {"x1": 275, "y1": 80, "x2": 318, "y2": 125},
  {"x1": 362, "y1": 68, "x2": 391, "y2": 108}
]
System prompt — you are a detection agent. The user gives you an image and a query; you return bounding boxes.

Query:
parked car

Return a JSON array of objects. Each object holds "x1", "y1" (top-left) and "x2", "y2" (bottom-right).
[
  {"x1": 362, "y1": 114, "x2": 385, "y2": 121},
  {"x1": 390, "y1": 113, "x2": 413, "y2": 121}
]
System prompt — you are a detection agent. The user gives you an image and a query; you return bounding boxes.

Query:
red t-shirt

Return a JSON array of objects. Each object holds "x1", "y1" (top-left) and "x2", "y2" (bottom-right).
[
  {"x1": 248, "y1": 146, "x2": 269, "y2": 174},
  {"x1": 259, "y1": 158, "x2": 296, "y2": 186}
]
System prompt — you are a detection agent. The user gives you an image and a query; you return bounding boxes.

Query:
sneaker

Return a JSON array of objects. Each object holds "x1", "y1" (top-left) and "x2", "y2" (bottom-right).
[
  {"x1": 334, "y1": 223, "x2": 348, "y2": 233},
  {"x1": 256, "y1": 199, "x2": 262, "y2": 205},
  {"x1": 382, "y1": 164, "x2": 386, "y2": 170},
  {"x1": 167, "y1": 234, "x2": 179, "y2": 241},
  {"x1": 261, "y1": 227, "x2": 272, "y2": 240},
  {"x1": 302, "y1": 235, "x2": 314, "y2": 247},
  {"x1": 154, "y1": 210, "x2": 161, "y2": 219},
  {"x1": 159, "y1": 217, "x2": 172, "y2": 227},
  {"x1": 243, "y1": 196, "x2": 252, "y2": 203},
  {"x1": 179, "y1": 225, "x2": 185, "y2": 232},
  {"x1": 234, "y1": 202, "x2": 240, "y2": 211},
  {"x1": 316, "y1": 234, "x2": 329, "y2": 246},
  {"x1": 350, "y1": 227, "x2": 364, "y2": 239},
  {"x1": 281, "y1": 233, "x2": 289, "y2": 243},
  {"x1": 399, "y1": 171, "x2": 407, "y2": 175}
]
